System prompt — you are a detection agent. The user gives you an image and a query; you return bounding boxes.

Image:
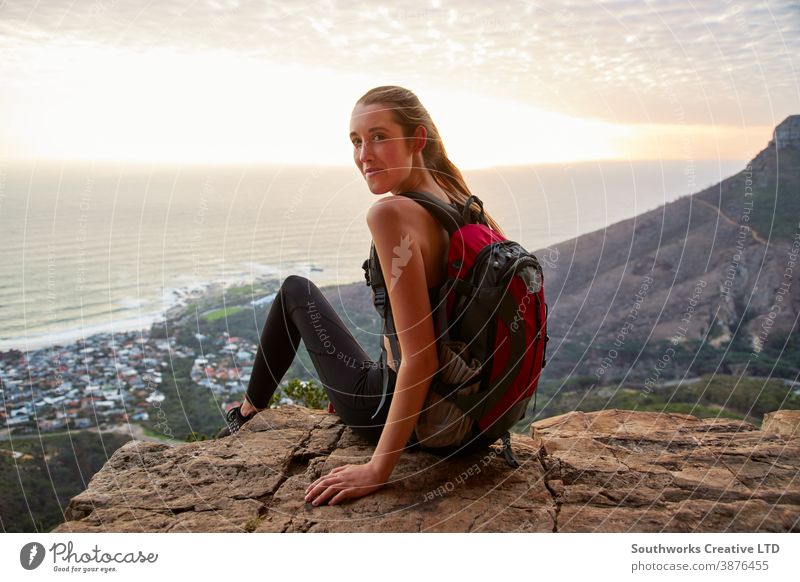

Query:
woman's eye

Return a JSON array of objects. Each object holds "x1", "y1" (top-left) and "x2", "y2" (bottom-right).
[{"x1": 352, "y1": 134, "x2": 385, "y2": 147}]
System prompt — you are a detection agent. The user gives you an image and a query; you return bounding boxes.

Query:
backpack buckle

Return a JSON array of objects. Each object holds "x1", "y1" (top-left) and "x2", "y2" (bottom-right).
[
  {"x1": 373, "y1": 288, "x2": 386, "y2": 309},
  {"x1": 362, "y1": 258, "x2": 371, "y2": 286}
]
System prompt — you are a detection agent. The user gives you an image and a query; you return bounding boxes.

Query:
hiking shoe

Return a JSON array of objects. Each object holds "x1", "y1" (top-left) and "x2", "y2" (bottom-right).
[{"x1": 216, "y1": 405, "x2": 255, "y2": 439}]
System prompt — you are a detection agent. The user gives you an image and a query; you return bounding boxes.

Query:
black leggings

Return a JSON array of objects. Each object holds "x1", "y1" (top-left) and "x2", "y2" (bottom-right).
[{"x1": 245, "y1": 275, "x2": 398, "y2": 443}]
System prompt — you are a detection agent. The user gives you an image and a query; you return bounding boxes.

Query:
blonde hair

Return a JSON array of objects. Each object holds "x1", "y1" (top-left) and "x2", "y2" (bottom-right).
[{"x1": 355, "y1": 85, "x2": 505, "y2": 236}]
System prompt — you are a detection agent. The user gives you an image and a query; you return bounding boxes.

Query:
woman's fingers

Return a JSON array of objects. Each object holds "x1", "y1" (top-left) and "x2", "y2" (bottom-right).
[
  {"x1": 305, "y1": 465, "x2": 348, "y2": 494},
  {"x1": 303, "y1": 463, "x2": 384, "y2": 506},
  {"x1": 328, "y1": 489, "x2": 350, "y2": 505},
  {"x1": 309, "y1": 482, "x2": 345, "y2": 506},
  {"x1": 306, "y1": 476, "x2": 340, "y2": 494}
]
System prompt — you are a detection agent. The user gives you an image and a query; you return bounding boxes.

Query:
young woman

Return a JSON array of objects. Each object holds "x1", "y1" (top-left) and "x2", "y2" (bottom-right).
[{"x1": 217, "y1": 86, "x2": 505, "y2": 506}]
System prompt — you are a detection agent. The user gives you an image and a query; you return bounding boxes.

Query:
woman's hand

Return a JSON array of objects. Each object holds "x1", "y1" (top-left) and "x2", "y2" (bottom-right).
[{"x1": 304, "y1": 461, "x2": 388, "y2": 506}]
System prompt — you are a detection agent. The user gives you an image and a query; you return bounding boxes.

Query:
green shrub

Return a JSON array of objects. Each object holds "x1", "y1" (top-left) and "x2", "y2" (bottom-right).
[{"x1": 281, "y1": 378, "x2": 328, "y2": 410}]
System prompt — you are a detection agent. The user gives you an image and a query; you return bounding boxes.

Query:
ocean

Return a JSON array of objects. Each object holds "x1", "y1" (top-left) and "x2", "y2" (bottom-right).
[{"x1": 0, "y1": 159, "x2": 744, "y2": 350}]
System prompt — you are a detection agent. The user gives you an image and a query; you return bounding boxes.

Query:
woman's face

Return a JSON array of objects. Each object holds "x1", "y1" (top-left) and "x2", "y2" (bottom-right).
[{"x1": 349, "y1": 102, "x2": 417, "y2": 195}]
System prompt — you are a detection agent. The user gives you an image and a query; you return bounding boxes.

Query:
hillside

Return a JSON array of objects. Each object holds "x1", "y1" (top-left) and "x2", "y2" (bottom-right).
[
  {"x1": 0, "y1": 431, "x2": 131, "y2": 532},
  {"x1": 534, "y1": 115, "x2": 799, "y2": 371}
]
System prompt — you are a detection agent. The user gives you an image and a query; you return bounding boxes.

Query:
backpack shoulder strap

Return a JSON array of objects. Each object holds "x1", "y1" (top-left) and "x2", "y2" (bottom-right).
[
  {"x1": 397, "y1": 190, "x2": 465, "y2": 236},
  {"x1": 363, "y1": 240, "x2": 401, "y2": 419}
]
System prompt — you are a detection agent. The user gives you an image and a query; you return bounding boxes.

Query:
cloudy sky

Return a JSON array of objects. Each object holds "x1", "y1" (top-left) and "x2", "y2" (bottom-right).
[{"x1": 1, "y1": 0, "x2": 797, "y2": 166}]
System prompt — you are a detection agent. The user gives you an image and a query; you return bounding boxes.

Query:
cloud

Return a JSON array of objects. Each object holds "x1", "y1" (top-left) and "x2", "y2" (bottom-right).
[
  {"x1": 1, "y1": 0, "x2": 796, "y2": 124},
  {"x1": 0, "y1": 0, "x2": 796, "y2": 162}
]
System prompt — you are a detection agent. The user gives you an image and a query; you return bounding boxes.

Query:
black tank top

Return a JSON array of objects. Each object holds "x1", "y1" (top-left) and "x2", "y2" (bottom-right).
[{"x1": 427, "y1": 283, "x2": 442, "y2": 309}]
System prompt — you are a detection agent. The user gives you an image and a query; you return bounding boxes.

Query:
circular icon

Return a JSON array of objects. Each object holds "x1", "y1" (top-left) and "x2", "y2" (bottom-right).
[{"x1": 20, "y1": 542, "x2": 46, "y2": 570}]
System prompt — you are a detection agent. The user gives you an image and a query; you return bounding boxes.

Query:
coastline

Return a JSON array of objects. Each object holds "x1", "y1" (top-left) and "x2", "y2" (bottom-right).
[
  {"x1": 0, "y1": 273, "x2": 362, "y2": 354},
  {"x1": 0, "y1": 268, "x2": 383, "y2": 448}
]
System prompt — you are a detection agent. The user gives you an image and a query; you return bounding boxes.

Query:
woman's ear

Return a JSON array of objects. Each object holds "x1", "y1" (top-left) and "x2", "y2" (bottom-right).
[{"x1": 412, "y1": 125, "x2": 427, "y2": 153}]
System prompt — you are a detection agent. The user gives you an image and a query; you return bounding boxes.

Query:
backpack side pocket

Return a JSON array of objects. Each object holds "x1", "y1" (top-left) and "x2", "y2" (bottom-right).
[{"x1": 414, "y1": 341, "x2": 481, "y2": 449}]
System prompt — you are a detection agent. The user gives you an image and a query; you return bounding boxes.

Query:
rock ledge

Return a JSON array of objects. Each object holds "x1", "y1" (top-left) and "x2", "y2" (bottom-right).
[{"x1": 54, "y1": 407, "x2": 800, "y2": 532}]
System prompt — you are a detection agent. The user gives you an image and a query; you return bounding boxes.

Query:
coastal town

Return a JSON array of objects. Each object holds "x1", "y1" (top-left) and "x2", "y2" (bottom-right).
[{"x1": 0, "y1": 325, "x2": 260, "y2": 438}]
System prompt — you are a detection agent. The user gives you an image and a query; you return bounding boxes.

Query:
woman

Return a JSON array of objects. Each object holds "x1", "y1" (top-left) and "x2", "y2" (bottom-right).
[{"x1": 217, "y1": 86, "x2": 505, "y2": 506}]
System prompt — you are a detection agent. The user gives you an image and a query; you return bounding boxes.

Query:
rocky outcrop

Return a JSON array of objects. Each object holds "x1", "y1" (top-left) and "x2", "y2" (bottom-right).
[
  {"x1": 54, "y1": 406, "x2": 800, "y2": 533},
  {"x1": 531, "y1": 409, "x2": 799, "y2": 532},
  {"x1": 762, "y1": 410, "x2": 800, "y2": 439},
  {"x1": 770, "y1": 115, "x2": 800, "y2": 149}
]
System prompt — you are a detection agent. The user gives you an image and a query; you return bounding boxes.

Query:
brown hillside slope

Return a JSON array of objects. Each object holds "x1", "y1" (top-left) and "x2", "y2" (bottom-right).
[{"x1": 534, "y1": 119, "x2": 799, "y2": 350}]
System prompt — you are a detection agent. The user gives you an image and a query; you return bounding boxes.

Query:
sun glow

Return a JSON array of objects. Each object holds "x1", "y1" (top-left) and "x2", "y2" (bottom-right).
[{"x1": 0, "y1": 42, "x2": 764, "y2": 167}]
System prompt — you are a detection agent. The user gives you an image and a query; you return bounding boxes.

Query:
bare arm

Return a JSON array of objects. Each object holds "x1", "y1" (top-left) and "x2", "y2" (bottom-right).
[
  {"x1": 303, "y1": 198, "x2": 439, "y2": 505},
  {"x1": 366, "y1": 198, "x2": 439, "y2": 479}
]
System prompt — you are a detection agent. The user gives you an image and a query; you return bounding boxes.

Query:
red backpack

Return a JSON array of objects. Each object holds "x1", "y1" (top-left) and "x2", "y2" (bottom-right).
[{"x1": 363, "y1": 191, "x2": 549, "y2": 467}]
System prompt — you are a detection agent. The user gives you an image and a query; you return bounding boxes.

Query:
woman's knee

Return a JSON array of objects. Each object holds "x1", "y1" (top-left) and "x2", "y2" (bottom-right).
[
  {"x1": 279, "y1": 275, "x2": 315, "y2": 308},
  {"x1": 281, "y1": 274, "x2": 313, "y2": 294}
]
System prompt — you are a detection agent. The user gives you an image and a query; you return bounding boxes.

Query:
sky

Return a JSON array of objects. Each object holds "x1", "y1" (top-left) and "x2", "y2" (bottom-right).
[{"x1": 0, "y1": 0, "x2": 798, "y2": 167}]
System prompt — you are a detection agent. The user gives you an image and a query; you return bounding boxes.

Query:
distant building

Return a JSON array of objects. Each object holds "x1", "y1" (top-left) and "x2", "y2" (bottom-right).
[
  {"x1": 251, "y1": 292, "x2": 277, "y2": 307},
  {"x1": 145, "y1": 391, "x2": 165, "y2": 403}
]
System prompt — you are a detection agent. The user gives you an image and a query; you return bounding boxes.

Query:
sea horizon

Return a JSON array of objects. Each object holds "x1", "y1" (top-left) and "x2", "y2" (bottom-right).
[{"x1": 0, "y1": 158, "x2": 746, "y2": 352}]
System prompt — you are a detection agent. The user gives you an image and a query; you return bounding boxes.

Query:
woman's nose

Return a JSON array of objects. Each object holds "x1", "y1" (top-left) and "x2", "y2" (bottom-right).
[{"x1": 358, "y1": 140, "x2": 373, "y2": 163}]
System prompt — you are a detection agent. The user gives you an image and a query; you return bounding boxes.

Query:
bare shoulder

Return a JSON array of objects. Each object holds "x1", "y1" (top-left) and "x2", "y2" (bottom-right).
[
  {"x1": 366, "y1": 195, "x2": 444, "y2": 234},
  {"x1": 368, "y1": 197, "x2": 426, "y2": 248},
  {"x1": 366, "y1": 195, "x2": 420, "y2": 223},
  {"x1": 366, "y1": 195, "x2": 448, "y2": 288}
]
